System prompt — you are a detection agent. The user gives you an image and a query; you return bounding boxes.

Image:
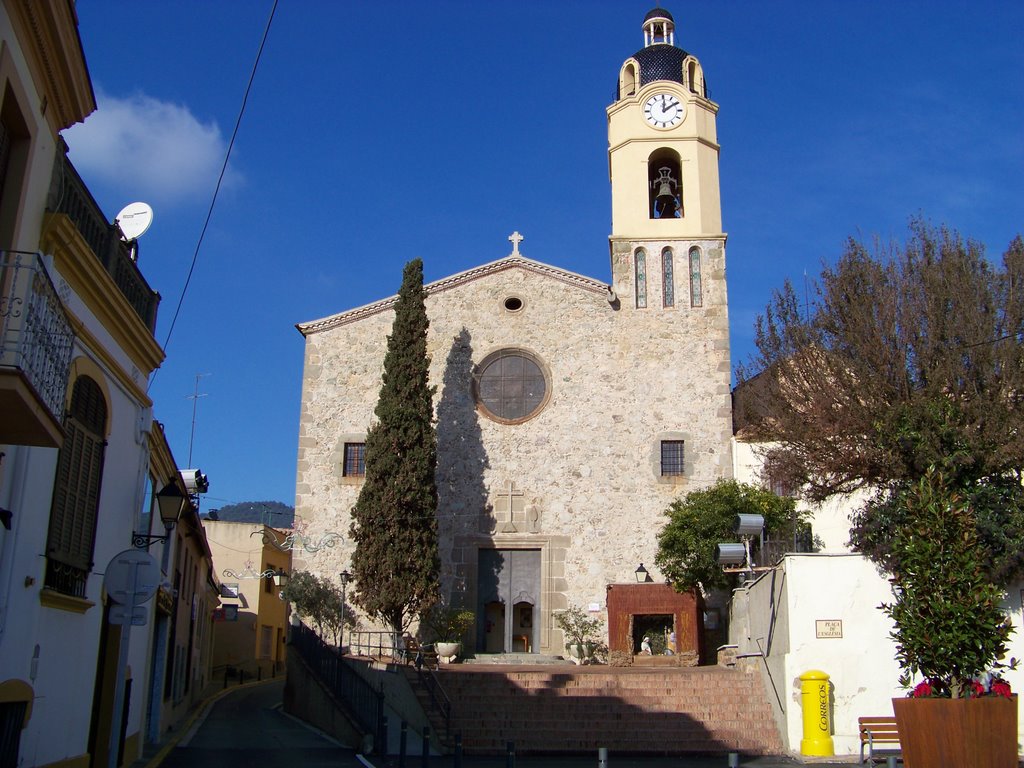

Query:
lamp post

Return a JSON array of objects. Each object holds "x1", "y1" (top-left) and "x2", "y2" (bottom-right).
[
  {"x1": 635, "y1": 563, "x2": 651, "y2": 583},
  {"x1": 274, "y1": 568, "x2": 289, "y2": 590},
  {"x1": 273, "y1": 568, "x2": 291, "y2": 656},
  {"x1": 339, "y1": 570, "x2": 352, "y2": 651},
  {"x1": 132, "y1": 481, "x2": 189, "y2": 549}
]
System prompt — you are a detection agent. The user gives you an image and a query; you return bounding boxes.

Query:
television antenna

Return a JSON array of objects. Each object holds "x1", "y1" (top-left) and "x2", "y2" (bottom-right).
[{"x1": 186, "y1": 373, "x2": 210, "y2": 466}]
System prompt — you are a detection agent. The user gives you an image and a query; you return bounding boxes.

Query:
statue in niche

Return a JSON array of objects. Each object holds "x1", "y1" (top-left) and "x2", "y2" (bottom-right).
[{"x1": 526, "y1": 502, "x2": 541, "y2": 533}]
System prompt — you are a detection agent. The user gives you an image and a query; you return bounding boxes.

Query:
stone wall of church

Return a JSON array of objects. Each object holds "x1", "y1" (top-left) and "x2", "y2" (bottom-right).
[{"x1": 295, "y1": 258, "x2": 732, "y2": 653}]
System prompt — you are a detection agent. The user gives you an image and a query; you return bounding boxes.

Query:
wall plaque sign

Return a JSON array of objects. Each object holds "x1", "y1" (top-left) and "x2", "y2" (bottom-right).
[{"x1": 815, "y1": 619, "x2": 842, "y2": 639}]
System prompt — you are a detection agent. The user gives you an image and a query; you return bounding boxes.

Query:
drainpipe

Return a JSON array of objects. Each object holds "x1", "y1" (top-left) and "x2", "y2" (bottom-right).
[{"x1": 0, "y1": 445, "x2": 34, "y2": 647}]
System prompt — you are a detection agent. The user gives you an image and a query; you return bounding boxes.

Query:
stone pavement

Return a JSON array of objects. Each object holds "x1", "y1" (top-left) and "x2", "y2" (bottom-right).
[{"x1": 133, "y1": 678, "x2": 859, "y2": 768}]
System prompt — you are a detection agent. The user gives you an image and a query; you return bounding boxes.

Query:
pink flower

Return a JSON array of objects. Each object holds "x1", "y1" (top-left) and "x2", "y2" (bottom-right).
[{"x1": 968, "y1": 680, "x2": 985, "y2": 698}]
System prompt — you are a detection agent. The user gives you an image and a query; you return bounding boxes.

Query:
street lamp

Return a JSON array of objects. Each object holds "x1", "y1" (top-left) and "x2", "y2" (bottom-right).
[
  {"x1": 339, "y1": 570, "x2": 352, "y2": 651},
  {"x1": 132, "y1": 481, "x2": 189, "y2": 549},
  {"x1": 635, "y1": 563, "x2": 651, "y2": 583}
]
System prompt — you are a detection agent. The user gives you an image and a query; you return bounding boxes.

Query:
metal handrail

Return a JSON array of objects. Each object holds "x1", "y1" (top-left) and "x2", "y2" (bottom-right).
[
  {"x1": 418, "y1": 665, "x2": 452, "y2": 741},
  {"x1": 350, "y1": 629, "x2": 400, "y2": 659},
  {"x1": 348, "y1": 629, "x2": 452, "y2": 741},
  {"x1": 290, "y1": 622, "x2": 385, "y2": 747}
]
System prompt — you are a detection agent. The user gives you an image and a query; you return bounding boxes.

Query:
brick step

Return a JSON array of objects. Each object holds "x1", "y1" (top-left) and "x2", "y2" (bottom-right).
[
  {"x1": 406, "y1": 668, "x2": 784, "y2": 755},
  {"x1": 450, "y1": 711, "x2": 773, "y2": 724},
  {"x1": 452, "y1": 729, "x2": 778, "y2": 745},
  {"x1": 460, "y1": 736, "x2": 772, "y2": 755},
  {"x1": 441, "y1": 684, "x2": 767, "y2": 697},
  {"x1": 442, "y1": 698, "x2": 775, "y2": 716}
]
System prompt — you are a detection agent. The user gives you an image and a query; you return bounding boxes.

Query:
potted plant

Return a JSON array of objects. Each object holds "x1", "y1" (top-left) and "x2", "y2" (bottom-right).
[
  {"x1": 424, "y1": 604, "x2": 475, "y2": 663},
  {"x1": 873, "y1": 470, "x2": 1017, "y2": 768},
  {"x1": 555, "y1": 605, "x2": 603, "y2": 665}
]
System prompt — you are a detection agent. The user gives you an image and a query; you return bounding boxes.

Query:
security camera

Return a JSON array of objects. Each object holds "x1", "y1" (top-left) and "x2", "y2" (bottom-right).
[
  {"x1": 734, "y1": 514, "x2": 765, "y2": 536},
  {"x1": 715, "y1": 543, "x2": 746, "y2": 565},
  {"x1": 180, "y1": 468, "x2": 209, "y2": 494}
]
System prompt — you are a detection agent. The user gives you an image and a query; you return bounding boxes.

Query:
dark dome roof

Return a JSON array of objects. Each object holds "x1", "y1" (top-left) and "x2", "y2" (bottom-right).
[
  {"x1": 634, "y1": 43, "x2": 688, "y2": 87},
  {"x1": 643, "y1": 7, "x2": 675, "y2": 23},
  {"x1": 616, "y1": 43, "x2": 689, "y2": 99}
]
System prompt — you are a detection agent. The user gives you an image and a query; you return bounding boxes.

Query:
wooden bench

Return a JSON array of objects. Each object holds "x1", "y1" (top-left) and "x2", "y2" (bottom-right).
[
  {"x1": 859, "y1": 716, "x2": 901, "y2": 764},
  {"x1": 401, "y1": 637, "x2": 438, "y2": 671}
]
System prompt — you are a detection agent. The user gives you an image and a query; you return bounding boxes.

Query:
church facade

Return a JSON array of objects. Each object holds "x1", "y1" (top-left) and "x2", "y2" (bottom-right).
[{"x1": 294, "y1": 8, "x2": 731, "y2": 655}]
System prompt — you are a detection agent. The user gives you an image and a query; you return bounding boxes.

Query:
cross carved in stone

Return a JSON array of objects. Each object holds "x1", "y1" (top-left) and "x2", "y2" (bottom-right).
[
  {"x1": 496, "y1": 480, "x2": 525, "y2": 533},
  {"x1": 508, "y1": 231, "x2": 524, "y2": 257}
]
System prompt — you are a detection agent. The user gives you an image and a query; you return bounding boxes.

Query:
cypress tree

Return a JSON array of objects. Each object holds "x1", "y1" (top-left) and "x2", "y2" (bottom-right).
[{"x1": 350, "y1": 258, "x2": 439, "y2": 637}]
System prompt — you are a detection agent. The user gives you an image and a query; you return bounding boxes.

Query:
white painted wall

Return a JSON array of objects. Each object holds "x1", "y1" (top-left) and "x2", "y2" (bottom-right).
[
  {"x1": 732, "y1": 553, "x2": 1024, "y2": 758},
  {"x1": 731, "y1": 439, "x2": 866, "y2": 553},
  {"x1": 0, "y1": 339, "x2": 157, "y2": 766}
]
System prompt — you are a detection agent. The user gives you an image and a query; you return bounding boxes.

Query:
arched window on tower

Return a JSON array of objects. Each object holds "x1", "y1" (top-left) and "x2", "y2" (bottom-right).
[
  {"x1": 662, "y1": 248, "x2": 675, "y2": 307},
  {"x1": 685, "y1": 58, "x2": 706, "y2": 98},
  {"x1": 619, "y1": 60, "x2": 639, "y2": 98},
  {"x1": 648, "y1": 149, "x2": 682, "y2": 219},
  {"x1": 634, "y1": 248, "x2": 648, "y2": 308},
  {"x1": 688, "y1": 247, "x2": 703, "y2": 307}
]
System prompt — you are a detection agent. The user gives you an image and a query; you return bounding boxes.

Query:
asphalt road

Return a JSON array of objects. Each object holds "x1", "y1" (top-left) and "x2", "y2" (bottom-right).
[{"x1": 159, "y1": 680, "x2": 362, "y2": 768}]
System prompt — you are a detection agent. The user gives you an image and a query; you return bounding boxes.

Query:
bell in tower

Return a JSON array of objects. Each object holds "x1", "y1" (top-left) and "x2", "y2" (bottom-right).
[{"x1": 651, "y1": 165, "x2": 681, "y2": 219}]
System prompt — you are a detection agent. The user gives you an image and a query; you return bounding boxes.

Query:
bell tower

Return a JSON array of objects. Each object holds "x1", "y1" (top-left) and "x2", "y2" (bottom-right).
[{"x1": 607, "y1": 8, "x2": 725, "y2": 311}]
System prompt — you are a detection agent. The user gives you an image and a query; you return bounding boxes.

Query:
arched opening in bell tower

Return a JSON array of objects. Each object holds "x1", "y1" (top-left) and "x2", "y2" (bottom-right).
[
  {"x1": 685, "y1": 57, "x2": 706, "y2": 98},
  {"x1": 619, "y1": 60, "x2": 639, "y2": 98},
  {"x1": 648, "y1": 148, "x2": 682, "y2": 219}
]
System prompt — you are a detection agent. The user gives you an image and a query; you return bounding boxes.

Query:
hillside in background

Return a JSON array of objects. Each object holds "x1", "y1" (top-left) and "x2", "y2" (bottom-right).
[{"x1": 205, "y1": 500, "x2": 294, "y2": 527}]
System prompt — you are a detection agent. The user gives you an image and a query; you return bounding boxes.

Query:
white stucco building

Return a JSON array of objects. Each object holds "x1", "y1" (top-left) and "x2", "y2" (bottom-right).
[{"x1": 0, "y1": 4, "x2": 217, "y2": 765}]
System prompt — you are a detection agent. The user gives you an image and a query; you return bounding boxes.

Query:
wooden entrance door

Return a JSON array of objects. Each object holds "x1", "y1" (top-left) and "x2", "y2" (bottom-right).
[{"x1": 477, "y1": 549, "x2": 540, "y2": 652}]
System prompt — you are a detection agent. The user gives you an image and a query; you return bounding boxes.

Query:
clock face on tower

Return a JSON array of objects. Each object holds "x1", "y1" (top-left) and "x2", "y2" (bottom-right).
[{"x1": 643, "y1": 92, "x2": 685, "y2": 128}]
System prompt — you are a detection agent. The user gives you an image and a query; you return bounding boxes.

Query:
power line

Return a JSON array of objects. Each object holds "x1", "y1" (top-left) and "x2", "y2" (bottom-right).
[{"x1": 151, "y1": 0, "x2": 280, "y2": 387}]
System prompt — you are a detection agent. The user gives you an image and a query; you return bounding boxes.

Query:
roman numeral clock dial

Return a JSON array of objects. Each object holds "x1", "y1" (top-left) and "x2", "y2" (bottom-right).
[{"x1": 643, "y1": 92, "x2": 685, "y2": 128}]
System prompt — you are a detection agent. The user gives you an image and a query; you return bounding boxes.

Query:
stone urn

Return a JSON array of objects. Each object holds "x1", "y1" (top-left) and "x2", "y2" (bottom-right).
[
  {"x1": 566, "y1": 642, "x2": 596, "y2": 665},
  {"x1": 436, "y1": 641, "x2": 461, "y2": 663}
]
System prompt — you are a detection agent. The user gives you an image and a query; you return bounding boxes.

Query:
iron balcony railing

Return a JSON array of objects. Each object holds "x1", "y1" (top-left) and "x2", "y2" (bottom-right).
[
  {"x1": 760, "y1": 529, "x2": 816, "y2": 566},
  {"x1": 47, "y1": 152, "x2": 160, "y2": 332},
  {"x1": 0, "y1": 250, "x2": 74, "y2": 420}
]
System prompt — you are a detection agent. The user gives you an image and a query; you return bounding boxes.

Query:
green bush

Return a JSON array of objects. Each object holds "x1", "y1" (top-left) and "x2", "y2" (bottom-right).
[
  {"x1": 554, "y1": 605, "x2": 602, "y2": 646},
  {"x1": 880, "y1": 470, "x2": 1013, "y2": 697}
]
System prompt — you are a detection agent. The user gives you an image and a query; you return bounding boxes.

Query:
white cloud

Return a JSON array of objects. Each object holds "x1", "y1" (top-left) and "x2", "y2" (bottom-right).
[{"x1": 63, "y1": 88, "x2": 240, "y2": 206}]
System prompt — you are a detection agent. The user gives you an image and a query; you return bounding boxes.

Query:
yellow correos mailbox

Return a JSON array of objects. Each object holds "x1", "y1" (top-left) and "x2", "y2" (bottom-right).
[{"x1": 799, "y1": 670, "x2": 834, "y2": 756}]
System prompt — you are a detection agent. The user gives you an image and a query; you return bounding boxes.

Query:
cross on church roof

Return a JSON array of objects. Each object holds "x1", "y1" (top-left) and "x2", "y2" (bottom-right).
[{"x1": 508, "y1": 231, "x2": 524, "y2": 257}]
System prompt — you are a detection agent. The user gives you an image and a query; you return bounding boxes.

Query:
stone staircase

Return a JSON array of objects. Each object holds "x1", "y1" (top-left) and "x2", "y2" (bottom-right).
[{"x1": 407, "y1": 664, "x2": 784, "y2": 755}]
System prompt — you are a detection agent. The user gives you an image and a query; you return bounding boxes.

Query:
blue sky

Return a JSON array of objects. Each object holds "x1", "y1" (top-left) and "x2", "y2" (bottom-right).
[{"x1": 65, "y1": 1, "x2": 1024, "y2": 511}]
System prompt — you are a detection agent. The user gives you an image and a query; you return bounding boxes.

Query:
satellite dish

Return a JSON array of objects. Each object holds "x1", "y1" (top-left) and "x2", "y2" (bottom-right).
[{"x1": 115, "y1": 202, "x2": 154, "y2": 241}]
